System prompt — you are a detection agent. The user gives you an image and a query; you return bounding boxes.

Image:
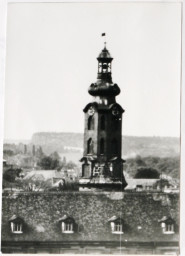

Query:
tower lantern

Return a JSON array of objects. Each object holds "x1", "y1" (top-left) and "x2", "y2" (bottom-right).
[
  {"x1": 97, "y1": 45, "x2": 113, "y2": 82},
  {"x1": 79, "y1": 40, "x2": 127, "y2": 191}
]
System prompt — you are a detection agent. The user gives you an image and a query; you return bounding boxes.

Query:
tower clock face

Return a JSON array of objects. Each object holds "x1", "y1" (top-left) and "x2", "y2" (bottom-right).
[
  {"x1": 88, "y1": 106, "x2": 95, "y2": 116},
  {"x1": 112, "y1": 107, "x2": 120, "y2": 116}
]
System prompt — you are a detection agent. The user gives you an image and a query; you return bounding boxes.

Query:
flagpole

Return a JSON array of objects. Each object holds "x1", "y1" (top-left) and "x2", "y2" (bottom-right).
[{"x1": 101, "y1": 33, "x2": 106, "y2": 48}]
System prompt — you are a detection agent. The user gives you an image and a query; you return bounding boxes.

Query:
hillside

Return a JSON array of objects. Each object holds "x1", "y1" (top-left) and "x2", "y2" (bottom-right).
[{"x1": 31, "y1": 132, "x2": 180, "y2": 158}]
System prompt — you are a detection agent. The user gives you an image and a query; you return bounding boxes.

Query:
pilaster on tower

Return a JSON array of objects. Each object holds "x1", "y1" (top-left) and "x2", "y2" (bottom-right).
[{"x1": 79, "y1": 41, "x2": 127, "y2": 191}]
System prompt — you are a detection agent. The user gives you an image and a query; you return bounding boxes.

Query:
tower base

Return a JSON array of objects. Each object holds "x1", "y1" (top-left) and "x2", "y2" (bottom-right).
[
  {"x1": 79, "y1": 175, "x2": 127, "y2": 192},
  {"x1": 80, "y1": 156, "x2": 127, "y2": 191}
]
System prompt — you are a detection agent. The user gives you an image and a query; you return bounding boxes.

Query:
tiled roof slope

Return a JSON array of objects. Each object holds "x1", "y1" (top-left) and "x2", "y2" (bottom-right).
[
  {"x1": 24, "y1": 170, "x2": 63, "y2": 180},
  {"x1": 1, "y1": 192, "x2": 179, "y2": 242}
]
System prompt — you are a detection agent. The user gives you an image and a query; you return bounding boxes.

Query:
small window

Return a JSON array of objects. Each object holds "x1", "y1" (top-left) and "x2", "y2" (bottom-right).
[
  {"x1": 159, "y1": 216, "x2": 175, "y2": 235},
  {"x1": 61, "y1": 222, "x2": 74, "y2": 234},
  {"x1": 114, "y1": 223, "x2": 123, "y2": 233},
  {"x1": 162, "y1": 223, "x2": 175, "y2": 234},
  {"x1": 59, "y1": 215, "x2": 76, "y2": 234},
  {"x1": 88, "y1": 116, "x2": 94, "y2": 130},
  {"x1": 136, "y1": 185, "x2": 143, "y2": 192},
  {"x1": 9, "y1": 215, "x2": 24, "y2": 234},
  {"x1": 11, "y1": 222, "x2": 23, "y2": 234},
  {"x1": 108, "y1": 216, "x2": 124, "y2": 235},
  {"x1": 110, "y1": 222, "x2": 123, "y2": 234},
  {"x1": 87, "y1": 138, "x2": 93, "y2": 154}
]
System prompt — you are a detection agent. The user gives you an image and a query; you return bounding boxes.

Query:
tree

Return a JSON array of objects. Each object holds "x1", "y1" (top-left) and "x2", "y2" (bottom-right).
[
  {"x1": 3, "y1": 168, "x2": 23, "y2": 183},
  {"x1": 50, "y1": 151, "x2": 61, "y2": 161},
  {"x1": 24, "y1": 145, "x2": 27, "y2": 154},
  {"x1": 134, "y1": 168, "x2": 160, "y2": 179},
  {"x1": 153, "y1": 179, "x2": 170, "y2": 190},
  {"x1": 36, "y1": 146, "x2": 44, "y2": 158},
  {"x1": 135, "y1": 155, "x2": 146, "y2": 167},
  {"x1": 32, "y1": 145, "x2": 36, "y2": 156},
  {"x1": 37, "y1": 156, "x2": 60, "y2": 170},
  {"x1": 65, "y1": 161, "x2": 77, "y2": 169},
  {"x1": 3, "y1": 149, "x2": 14, "y2": 156},
  {"x1": 63, "y1": 156, "x2": 67, "y2": 165},
  {"x1": 50, "y1": 159, "x2": 60, "y2": 170},
  {"x1": 37, "y1": 156, "x2": 52, "y2": 170}
]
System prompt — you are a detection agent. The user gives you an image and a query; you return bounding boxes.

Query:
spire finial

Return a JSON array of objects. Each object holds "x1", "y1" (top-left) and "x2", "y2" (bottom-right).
[{"x1": 101, "y1": 33, "x2": 106, "y2": 48}]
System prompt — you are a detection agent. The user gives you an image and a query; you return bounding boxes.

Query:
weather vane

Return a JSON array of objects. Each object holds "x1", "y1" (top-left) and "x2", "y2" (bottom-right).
[{"x1": 101, "y1": 33, "x2": 106, "y2": 47}]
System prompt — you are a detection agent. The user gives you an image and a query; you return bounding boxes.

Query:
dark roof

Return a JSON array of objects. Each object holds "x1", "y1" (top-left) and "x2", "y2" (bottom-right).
[
  {"x1": 88, "y1": 82, "x2": 120, "y2": 97},
  {"x1": 125, "y1": 179, "x2": 159, "y2": 190},
  {"x1": 108, "y1": 216, "x2": 124, "y2": 223},
  {"x1": 97, "y1": 47, "x2": 113, "y2": 60},
  {"x1": 80, "y1": 156, "x2": 97, "y2": 162},
  {"x1": 83, "y1": 102, "x2": 124, "y2": 113},
  {"x1": 2, "y1": 192, "x2": 179, "y2": 243},
  {"x1": 58, "y1": 215, "x2": 74, "y2": 222},
  {"x1": 109, "y1": 157, "x2": 125, "y2": 163},
  {"x1": 158, "y1": 216, "x2": 175, "y2": 223},
  {"x1": 24, "y1": 170, "x2": 63, "y2": 181},
  {"x1": 8, "y1": 215, "x2": 23, "y2": 223}
]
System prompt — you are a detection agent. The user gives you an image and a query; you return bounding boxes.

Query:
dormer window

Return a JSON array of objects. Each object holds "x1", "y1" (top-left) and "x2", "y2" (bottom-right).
[
  {"x1": 108, "y1": 216, "x2": 124, "y2": 234},
  {"x1": 9, "y1": 215, "x2": 24, "y2": 234},
  {"x1": 113, "y1": 223, "x2": 123, "y2": 234},
  {"x1": 164, "y1": 224, "x2": 174, "y2": 234},
  {"x1": 11, "y1": 223, "x2": 23, "y2": 234},
  {"x1": 159, "y1": 216, "x2": 175, "y2": 234},
  {"x1": 62, "y1": 222, "x2": 74, "y2": 233},
  {"x1": 59, "y1": 215, "x2": 75, "y2": 234}
]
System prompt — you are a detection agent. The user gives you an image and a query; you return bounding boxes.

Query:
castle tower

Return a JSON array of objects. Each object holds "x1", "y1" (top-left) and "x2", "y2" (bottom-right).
[{"x1": 79, "y1": 43, "x2": 127, "y2": 190}]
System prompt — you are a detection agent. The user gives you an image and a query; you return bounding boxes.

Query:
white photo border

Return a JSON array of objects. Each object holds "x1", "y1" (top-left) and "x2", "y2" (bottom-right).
[{"x1": 0, "y1": 1, "x2": 183, "y2": 256}]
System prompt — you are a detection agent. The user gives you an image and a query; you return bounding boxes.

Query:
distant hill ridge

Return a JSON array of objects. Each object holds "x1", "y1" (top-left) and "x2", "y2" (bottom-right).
[{"x1": 31, "y1": 132, "x2": 180, "y2": 158}]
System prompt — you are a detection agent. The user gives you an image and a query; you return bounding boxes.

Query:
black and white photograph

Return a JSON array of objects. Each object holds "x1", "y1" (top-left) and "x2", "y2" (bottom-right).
[{"x1": 0, "y1": 1, "x2": 182, "y2": 255}]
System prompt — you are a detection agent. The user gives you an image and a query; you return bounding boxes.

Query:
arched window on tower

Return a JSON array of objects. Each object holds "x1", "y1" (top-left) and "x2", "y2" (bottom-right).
[
  {"x1": 100, "y1": 138, "x2": 105, "y2": 155},
  {"x1": 87, "y1": 138, "x2": 93, "y2": 154},
  {"x1": 100, "y1": 115, "x2": 105, "y2": 130},
  {"x1": 111, "y1": 139, "x2": 118, "y2": 155},
  {"x1": 88, "y1": 116, "x2": 94, "y2": 130}
]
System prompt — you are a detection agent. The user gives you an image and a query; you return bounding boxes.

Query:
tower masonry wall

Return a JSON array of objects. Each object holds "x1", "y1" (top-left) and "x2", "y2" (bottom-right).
[{"x1": 84, "y1": 112, "x2": 98, "y2": 155}]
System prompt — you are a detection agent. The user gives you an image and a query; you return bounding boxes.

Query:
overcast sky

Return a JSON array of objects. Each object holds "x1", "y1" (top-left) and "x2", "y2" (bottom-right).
[{"x1": 4, "y1": 2, "x2": 181, "y2": 140}]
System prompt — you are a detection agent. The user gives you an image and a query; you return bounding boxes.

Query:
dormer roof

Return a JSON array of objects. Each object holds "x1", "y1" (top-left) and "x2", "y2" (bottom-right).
[
  {"x1": 9, "y1": 215, "x2": 23, "y2": 223},
  {"x1": 108, "y1": 216, "x2": 124, "y2": 223},
  {"x1": 158, "y1": 216, "x2": 175, "y2": 224},
  {"x1": 58, "y1": 215, "x2": 75, "y2": 223}
]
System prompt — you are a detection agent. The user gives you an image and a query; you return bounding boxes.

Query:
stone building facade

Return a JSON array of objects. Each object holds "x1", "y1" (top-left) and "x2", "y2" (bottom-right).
[{"x1": 1, "y1": 192, "x2": 179, "y2": 254}]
